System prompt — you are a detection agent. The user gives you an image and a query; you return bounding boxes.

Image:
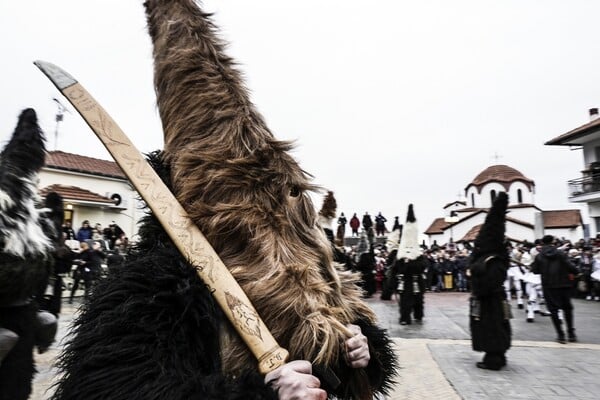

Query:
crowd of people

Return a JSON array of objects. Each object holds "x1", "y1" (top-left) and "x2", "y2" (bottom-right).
[
  {"x1": 332, "y1": 212, "x2": 599, "y2": 340},
  {"x1": 38, "y1": 220, "x2": 132, "y2": 315}
]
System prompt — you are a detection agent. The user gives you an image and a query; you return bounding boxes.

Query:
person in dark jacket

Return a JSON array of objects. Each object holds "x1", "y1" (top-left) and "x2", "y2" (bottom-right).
[
  {"x1": 468, "y1": 192, "x2": 511, "y2": 370},
  {"x1": 69, "y1": 241, "x2": 105, "y2": 303},
  {"x1": 531, "y1": 235, "x2": 580, "y2": 343},
  {"x1": 75, "y1": 220, "x2": 93, "y2": 242}
]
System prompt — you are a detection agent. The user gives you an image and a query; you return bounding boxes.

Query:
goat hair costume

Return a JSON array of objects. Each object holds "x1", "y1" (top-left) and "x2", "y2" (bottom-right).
[
  {"x1": 52, "y1": 1, "x2": 397, "y2": 399},
  {"x1": 0, "y1": 109, "x2": 62, "y2": 400}
]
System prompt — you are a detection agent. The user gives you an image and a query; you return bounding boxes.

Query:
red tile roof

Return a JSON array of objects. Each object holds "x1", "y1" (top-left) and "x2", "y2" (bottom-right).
[
  {"x1": 424, "y1": 217, "x2": 449, "y2": 234},
  {"x1": 45, "y1": 151, "x2": 126, "y2": 180},
  {"x1": 542, "y1": 210, "x2": 582, "y2": 228},
  {"x1": 459, "y1": 224, "x2": 482, "y2": 242},
  {"x1": 465, "y1": 164, "x2": 534, "y2": 193},
  {"x1": 40, "y1": 184, "x2": 115, "y2": 205}
]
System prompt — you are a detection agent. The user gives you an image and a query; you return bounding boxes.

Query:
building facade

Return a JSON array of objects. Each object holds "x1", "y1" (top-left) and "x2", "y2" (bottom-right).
[
  {"x1": 546, "y1": 108, "x2": 600, "y2": 238},
  {"x1": 39, "y1": 151, "x2": 144, "y2": 241},
  {"x1": 425, "y1": 164, "x2": 584, "y2": 246}
]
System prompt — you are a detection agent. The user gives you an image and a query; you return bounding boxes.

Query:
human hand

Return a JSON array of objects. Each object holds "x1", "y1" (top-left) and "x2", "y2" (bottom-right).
[
  {"x1": 344, "y1": 324, "x2": 370, "y2": 368},
  {"x1": 264, "y1": 360, "x2": 327, "y2": 400}
]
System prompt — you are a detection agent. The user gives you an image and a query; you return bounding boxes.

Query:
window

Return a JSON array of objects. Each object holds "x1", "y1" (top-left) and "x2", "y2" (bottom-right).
[
  {"x1": 471, "y1": 193, "x2": 475, "y2": 207},
  {"x1": 490, "y1": 190, "x2": 496, "y2": 204},
  {"x1": 517, "y1": 189, "x2": 523, "y2": 204}
]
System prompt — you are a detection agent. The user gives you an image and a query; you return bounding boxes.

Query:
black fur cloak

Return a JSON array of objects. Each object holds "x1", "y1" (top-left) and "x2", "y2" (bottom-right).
[{"x1": 51, "y1": 153, "x2": 396, "y2": 400}]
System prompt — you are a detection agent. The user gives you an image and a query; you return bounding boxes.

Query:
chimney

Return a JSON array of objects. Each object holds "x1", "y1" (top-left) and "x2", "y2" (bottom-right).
[{"x1": 590, "y1": 108, "x2": 599, "y2": 121}]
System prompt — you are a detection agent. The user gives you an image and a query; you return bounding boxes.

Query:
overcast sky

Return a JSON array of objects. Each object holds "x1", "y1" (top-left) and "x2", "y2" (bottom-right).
[{"x1": 1, "y1": 0, "x2": 598, "y2": 234}]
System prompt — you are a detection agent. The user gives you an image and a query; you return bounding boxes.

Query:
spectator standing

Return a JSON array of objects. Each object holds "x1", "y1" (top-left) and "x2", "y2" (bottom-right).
[
  {"x1": 106, "y1": 222, "x2": 125, "y2": 249},
  {"x1": 587, "y1": 248, "x2": 600, "y2": 301},
  {"x1": 374, "y1": 212, "x2": 387, "y2": 236},
  {"x1": 70, "y1": 241, "x2": 106, "y2": 303},
  {"x1": 76, "y1": 220, "x2": 93, "y2": 242},
  {"x1": 579, "y1": 246, "x2": 595, "y2": 300},
  {"x1": 349, "y1": 213, "x2": 360, "y2": 237},
  {"x1": 362, "y1": 212, "x2": 373, "y2": 232},
  {"x1": 455, "y1": 249, "x2": 469, "y2": 292},
  {"x1": 336, "y1": 212, "x2": 347, "y2": 245},
  {"x1": 62, "y1": 221, "x2": 76, "y2": 240},
  {"x1": 531, "y1": 235, "x2": 579, "y2": 343}
]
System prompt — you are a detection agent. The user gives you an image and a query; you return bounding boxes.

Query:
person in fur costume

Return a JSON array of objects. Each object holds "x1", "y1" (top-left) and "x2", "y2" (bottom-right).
[
  {"x1": 391, "y1": 205, "x2": 427, "y2": 325},
  {"x1": 468, "y1": 191, "x2": 512, "y2": 370},
  {"x1": 0, "y1": 109, "x2": 63, "y2": 400},
  {"x1": 51, "y1": 1, "x2": 397, "y2": 399},
  {"x1": 318, "y1": 192, "x2": 353, "y2": 271},
  {"x1": 380, "y1": 227, "x2": 401, "y2": 300}
]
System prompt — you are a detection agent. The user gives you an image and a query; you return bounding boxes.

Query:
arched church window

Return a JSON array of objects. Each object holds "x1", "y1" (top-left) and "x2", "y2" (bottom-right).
[
  {"x1": 471, "y1": 193, "x2": 475, "y2": 207},
  {"x1": 517, "y1": 189, "x2": 523, "y2": 204},
  {"x1": 490, "y1": 190, "x2": 496, "y2": 204}
]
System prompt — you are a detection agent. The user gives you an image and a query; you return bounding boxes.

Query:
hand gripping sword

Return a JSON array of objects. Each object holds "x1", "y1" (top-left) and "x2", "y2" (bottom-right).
[{"x1": 34, "y1": 60, "x2": 289, "y2": 375}]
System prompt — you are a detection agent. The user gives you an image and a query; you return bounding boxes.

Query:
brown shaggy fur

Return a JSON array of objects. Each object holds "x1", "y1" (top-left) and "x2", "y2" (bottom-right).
[
  {"x1": 144, "y1": 0, "x2": 377, "y2": 384},
  {"x1": 319, "y1": 191, "x2": 338, "y2": 220}
]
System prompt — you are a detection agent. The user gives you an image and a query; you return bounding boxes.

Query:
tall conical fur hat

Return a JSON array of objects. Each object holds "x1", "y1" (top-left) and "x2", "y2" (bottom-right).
[
  {"x1": 0, "y1": 108, "x2": 51, "y2": 257},
  {"x1": 318, "y1": 191, "x2": 336, "y2": 242},
  {"x1": 143, "y1": 3, "x2": 386, "y2": 396},
  {"x1": 472, "y1": 191, "x2": 508, "y2": 258},
  {"x1": 397, "y1": 204, "x2": 422, "y2": 260},
  {"x1": 317, "y1": 190, "x2": 337, "y2": 229}
]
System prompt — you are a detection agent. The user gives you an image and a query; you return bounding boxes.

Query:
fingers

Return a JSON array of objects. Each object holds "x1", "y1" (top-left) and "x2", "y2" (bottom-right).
[
  {"x1": 265, "y1": 360, "x2": 327, "y2": 400},
  {"x1": 345, "y1": 324, "x2": 371, "y2": 369}
]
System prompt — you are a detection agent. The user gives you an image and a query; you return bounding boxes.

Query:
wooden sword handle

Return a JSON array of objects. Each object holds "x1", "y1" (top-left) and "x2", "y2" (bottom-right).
[{"x1": 34, "y1": 60, "x2": 288, "y2": 374}]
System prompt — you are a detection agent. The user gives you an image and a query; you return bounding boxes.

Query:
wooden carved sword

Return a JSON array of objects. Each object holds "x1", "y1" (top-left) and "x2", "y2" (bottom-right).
[{"x1": 34, "y1": 60, "x2": 289, "y2": 375}]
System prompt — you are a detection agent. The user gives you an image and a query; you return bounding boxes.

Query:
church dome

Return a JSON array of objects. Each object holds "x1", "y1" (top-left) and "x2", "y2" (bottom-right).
[{"x1": 465, "y1": 164, "x2": 534, "y2": 193}]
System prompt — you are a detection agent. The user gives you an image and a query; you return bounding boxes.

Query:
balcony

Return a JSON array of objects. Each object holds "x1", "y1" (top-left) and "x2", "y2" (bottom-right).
[{"x1": 567, "y1": 172, "x2": 600, "y2": 202}]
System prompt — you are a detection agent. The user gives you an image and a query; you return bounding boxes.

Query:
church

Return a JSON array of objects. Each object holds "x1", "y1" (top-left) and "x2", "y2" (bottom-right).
[{"x1": 424, "y1": 164, "x2": 584, "y2": 246}]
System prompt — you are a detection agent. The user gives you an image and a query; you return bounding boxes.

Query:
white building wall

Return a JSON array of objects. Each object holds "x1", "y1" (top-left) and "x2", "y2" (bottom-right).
[
  {"x1": 582, "y1": 137, "x2": 600, "y2": 166},
  {"x1": 477, "y1": 182, "x2": 507, "y2": 208},
  {"x1": 506, "y1": 207, "x2": 537, "y2": 225},
  {"x1": 505, "y1": 222, "x2": 534, "y2": 242},
  {"x1": 38, "y1": 169, "x2": 142, "y2": 241},
  {"x1": 507, "y1": 181, "x2": 534, "y2": 205}
]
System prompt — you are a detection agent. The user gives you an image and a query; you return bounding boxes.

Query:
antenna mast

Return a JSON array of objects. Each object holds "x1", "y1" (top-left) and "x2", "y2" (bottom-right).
[{"x1": 52, "y1": 97, "x2": 68, "y2": 151}]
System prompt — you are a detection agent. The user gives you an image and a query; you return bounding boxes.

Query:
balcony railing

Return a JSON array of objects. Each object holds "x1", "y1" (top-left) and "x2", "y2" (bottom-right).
[{"x1": 568, "y1": 173, "x2": 600, "y2": 197}]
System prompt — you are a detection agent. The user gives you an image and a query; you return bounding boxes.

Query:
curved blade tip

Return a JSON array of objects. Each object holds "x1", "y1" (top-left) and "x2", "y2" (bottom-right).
[{"x1": 34, "y1": 60, "x2": 77, "y2": 90}]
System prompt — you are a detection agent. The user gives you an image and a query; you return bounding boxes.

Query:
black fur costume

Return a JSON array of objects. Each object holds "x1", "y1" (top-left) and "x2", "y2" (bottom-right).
[
  {"x1": 468, "y1": 192, "x2": 512, "y2": 370},
  {"x1": 51, "y1": 153, "x2": 396, "y2": 400},
  {"x1": 0, "y1": 109, "x2": 62, "y2": 400}
]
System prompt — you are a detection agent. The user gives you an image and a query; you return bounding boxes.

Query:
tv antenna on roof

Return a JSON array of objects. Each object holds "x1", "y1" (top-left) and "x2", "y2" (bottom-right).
[{"x1": 52, "y1": 97, "x2": 70, "y2": 151}]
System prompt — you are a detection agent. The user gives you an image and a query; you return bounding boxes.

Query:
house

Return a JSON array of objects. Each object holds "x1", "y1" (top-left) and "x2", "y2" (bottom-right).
[
  {"x1": 39, "y1": 150, "x2": 144, "y2": 241},
  {"x1": 546, "y1": 107, "x2": 600, "y2": 238},
  {"x1": 424, "y1": 164, "x2": 584, "y2": 246}
]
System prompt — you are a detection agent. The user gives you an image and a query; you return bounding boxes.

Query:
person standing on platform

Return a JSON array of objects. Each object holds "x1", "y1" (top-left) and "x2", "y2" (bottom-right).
[
  {"x1": 375, "y1": 212, "x2": 387, "y2": 236},
  {"x1": 349, "y1": 213, "x2": 361, "y2": 237},
  {"x1": 336, "y1": 212, "x2": 347, "y2": 245},
  {"x1": 468, "y1": 191, "x2": 511, "y2": 370}
]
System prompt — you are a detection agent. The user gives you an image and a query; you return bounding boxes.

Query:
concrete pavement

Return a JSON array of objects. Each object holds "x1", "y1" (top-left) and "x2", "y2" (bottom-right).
[{"x1": 31, "y1": 292, "x2": 600, "y2": 399}]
